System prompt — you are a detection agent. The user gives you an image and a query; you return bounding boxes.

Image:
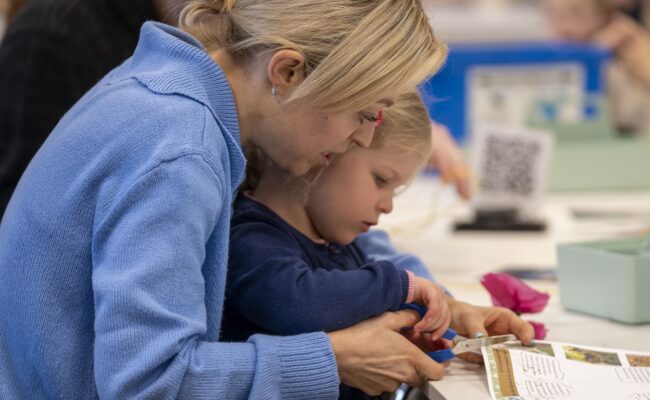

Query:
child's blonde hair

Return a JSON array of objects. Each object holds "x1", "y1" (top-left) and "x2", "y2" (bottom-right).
[
  {"x1": 370, "y1": 91, "x2": 432, "y2": 164},
  {"x1": 180, "y1": 0, "x2": 447, "y2": 111}
]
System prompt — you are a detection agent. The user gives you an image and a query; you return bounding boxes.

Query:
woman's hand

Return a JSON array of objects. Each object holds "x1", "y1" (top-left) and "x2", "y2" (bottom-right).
[
  {"x1": 427, "y1": 121, "x2": 473, "y2": 200},
  {"x1": 328, "y1": 309, "x2": 446, "y2": 396},
  {"x1": 412, "y1": 277, "x2": 451, "y2": 339},
  {"x1": 446, "y1": 298, "x2": 535, "y2": 363}
]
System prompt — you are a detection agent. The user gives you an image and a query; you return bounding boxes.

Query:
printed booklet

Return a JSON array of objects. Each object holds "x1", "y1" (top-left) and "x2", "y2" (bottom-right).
[{"x1": 483, "y1": 340, "x2": 650, "y2": 400}]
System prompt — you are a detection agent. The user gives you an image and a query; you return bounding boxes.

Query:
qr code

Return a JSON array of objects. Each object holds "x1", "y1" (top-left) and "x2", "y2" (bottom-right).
[
  {"x1": 471, "y1": 126, "x2": 553, "y2": 211},
  {"x1": 480, "y1": 135, "x2": 541, "y2": 197}
]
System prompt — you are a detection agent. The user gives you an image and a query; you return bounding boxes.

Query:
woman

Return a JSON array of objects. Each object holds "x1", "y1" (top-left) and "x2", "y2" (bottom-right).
[{"x1": 0, "y1": 0, "x2": 532, "y2": 398}]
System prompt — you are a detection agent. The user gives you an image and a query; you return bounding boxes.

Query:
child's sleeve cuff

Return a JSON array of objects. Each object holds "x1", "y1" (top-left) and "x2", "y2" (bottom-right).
[{"x1": 405, "y1": 270, "x2": 416, "y2": 304}]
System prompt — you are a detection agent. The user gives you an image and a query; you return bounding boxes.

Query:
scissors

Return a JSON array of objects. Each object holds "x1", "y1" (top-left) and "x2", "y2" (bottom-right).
[{"x1": 399, "y1": 303, "x2": 517, "y2": 363}]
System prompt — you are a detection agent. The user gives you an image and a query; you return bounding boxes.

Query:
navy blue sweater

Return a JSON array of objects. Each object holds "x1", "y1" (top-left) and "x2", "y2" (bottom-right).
[{"x1": 223, "y1": 195, "x2": 410, "y2": 342}]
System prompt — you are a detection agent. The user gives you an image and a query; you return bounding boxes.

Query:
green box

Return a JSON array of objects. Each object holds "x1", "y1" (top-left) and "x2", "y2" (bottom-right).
[
  {"x1": 557, "y1": 238, "x2": 650, "y2": 324},
  {"x1": 548, "y1": 138, "x2": 650, "y2": 192},
  {"x1": 530, "y1": 98, "x2": 650, "y2": 192}
]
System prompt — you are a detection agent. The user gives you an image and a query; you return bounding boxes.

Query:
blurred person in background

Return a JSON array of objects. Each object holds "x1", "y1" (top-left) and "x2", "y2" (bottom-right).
[
  {"x1": 428, "y1": 120, "x2": 472, "y2": 199},
  {"x1": 0, "y1": 0, "x2": 23, "y2": 23},
  {"x1": 608, "y1": 0, "x2": 650, "y2": 25},
  {"x1": 0, "y1": 0, "x2": 188, "y2": 214},
  {"x1": 0, "y1": 0, "x2": 8, "y2": 38},
  {"x1": 0, "y1": 0, "x2": 24, "y2": 39},
  {"x1": 593, "y1": 0, "x2": 650, "y2": 87},
  {"x1": 0, "y1": 3, "x2": 5, "y2": 40},
  {"x1": 7, "y1": 0, "x2": 24, "y2": 20},
  {"x1": 544, "y1": 0, "x2": 650, "y2": 136}
]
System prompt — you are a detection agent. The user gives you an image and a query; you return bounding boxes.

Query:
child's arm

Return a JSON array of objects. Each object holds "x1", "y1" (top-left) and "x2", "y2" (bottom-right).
[
  {"x1": 357, "y1": 230, "x2": 452, "y2": 295},
  {"x1": 227, "y1": 223, "x2": 411, "y2": 335},
  {"x1": 356, "y1": 229, "x2": 434, "y2": 280},
  {"x1": 357, "y1": 230, "x2": 452, "y2": 337}
]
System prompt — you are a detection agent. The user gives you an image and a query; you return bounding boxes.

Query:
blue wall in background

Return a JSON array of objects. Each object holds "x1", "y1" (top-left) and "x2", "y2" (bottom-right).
[{"x1": 420, "y1": 42, "x2": 611, "y2": 144}]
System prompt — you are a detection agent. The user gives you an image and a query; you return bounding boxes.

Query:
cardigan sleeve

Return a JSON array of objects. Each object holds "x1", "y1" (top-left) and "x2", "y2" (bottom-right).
[{"x1": 91, "y1": 154, "x2": 339, "y2": 400}]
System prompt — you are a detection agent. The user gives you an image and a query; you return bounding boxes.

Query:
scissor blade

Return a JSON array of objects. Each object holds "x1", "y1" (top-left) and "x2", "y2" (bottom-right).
[{"x1": 452, "y1": 334, "x2": 517, "y2": 354}]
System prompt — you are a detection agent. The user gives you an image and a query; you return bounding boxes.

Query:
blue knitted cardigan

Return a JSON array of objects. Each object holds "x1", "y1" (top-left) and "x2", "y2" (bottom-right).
[{"x1": 0, "y1": 22, "x2": 338, "y2": 399}]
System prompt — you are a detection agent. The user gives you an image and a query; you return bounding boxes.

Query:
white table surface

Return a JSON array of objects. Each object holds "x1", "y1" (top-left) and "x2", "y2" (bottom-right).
[{"x1": 376, "y1": 175, "x2": 650, "y2": 400}]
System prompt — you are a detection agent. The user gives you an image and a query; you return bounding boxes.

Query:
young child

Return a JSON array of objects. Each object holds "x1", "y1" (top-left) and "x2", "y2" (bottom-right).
[
  {"x1": 544, "y1": 0, "x2": 650, "y2": 136},
  {"x1": 223, "y1": 92, "x2": 449, "y2": 399}
]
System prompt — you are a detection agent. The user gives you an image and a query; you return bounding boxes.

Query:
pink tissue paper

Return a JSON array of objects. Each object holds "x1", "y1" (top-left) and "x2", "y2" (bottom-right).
[{"x1": 481, "y1": 272, "x2": 550, "y2": 314}]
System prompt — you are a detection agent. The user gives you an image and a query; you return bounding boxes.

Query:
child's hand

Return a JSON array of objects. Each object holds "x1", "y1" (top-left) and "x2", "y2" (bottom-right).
[{"x1": 412, "y1": 277, "x2": 451, "y2": 339}]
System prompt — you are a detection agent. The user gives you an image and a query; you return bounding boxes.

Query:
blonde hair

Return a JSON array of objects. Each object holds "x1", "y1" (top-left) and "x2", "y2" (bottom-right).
[
  {"x1": 180, "y1": 0, "x2": 447, "y2": 111},
  {"x1": 241, "y1": 91, "x2": 432, "y2": 194},
  {"x1": 370, "y1": 91, "x2": 432, "y2": 164}
]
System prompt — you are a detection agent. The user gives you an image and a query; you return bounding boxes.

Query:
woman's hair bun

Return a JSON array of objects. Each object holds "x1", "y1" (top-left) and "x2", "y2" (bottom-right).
[{"x1": 212, "y1": 0, "x2": 236, "y2": 14}]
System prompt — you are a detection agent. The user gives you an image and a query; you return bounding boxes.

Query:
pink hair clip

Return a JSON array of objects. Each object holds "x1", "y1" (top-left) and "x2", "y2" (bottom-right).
[{"x1": 376, "y1": 109, "x2": 383, "y2": 128}]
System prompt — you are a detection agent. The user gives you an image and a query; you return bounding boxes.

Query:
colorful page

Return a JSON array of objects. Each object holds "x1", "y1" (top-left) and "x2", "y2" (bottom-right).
[{"x1": 482, "y1": 340, "x2": 650, "y2": 400}]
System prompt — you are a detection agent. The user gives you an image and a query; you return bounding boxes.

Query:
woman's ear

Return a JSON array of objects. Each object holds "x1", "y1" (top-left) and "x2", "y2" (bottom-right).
[{"x1": 267, "y1": 49, "x2": 306, "y2": 98}]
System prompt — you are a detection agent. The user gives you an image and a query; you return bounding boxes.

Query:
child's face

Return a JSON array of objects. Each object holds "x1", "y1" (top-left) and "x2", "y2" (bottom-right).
[
  {"x1": 544, "y1": 0, "x2": 609, "y2": 41},
  {"x1": 306, "y1": 144, "x2": 422, "y2": 245}
]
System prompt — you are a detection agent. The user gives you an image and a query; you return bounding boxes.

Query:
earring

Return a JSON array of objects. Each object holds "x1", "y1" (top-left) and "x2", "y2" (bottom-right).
[{"x1": 271, "y1": 86, "x2": 281, "y2": 104}]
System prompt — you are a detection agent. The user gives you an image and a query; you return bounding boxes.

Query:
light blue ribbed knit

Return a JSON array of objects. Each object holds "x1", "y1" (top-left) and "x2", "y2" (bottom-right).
[
  {"x1": 0, "y1": 22, "x2": 339, "y2": 400},
  {"x1": 358, "y1": 230, "x2": 434, "y2": 280}
]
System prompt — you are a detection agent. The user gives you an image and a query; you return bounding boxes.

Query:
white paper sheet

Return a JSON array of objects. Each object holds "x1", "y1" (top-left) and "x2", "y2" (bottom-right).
[{"x1": 483, "y1": 340, "x2": 650, "y2": 400}]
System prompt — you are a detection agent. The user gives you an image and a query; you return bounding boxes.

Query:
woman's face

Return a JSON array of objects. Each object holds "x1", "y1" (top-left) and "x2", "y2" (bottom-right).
[
  {"x1": 234, "y1": 48, "x2": 391, "y2": 177},
  {"x1": 254, "y1": 100, "x2": 386, "y2": 176}
]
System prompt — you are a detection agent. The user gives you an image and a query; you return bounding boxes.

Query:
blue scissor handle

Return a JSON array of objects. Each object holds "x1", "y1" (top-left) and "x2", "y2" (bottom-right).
[
  {"x1": 399, "y1": 303, "x2": 458, "y2": 363},
  {"x1": 399, "y1": 303, "x2": 427, "y2": 317},
  {"x1": 428, "y1": 348, "x2": 456, "y2": 363},
  {"x1": 440, "y1": 328, "x2": 457, "y2": 340}
]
